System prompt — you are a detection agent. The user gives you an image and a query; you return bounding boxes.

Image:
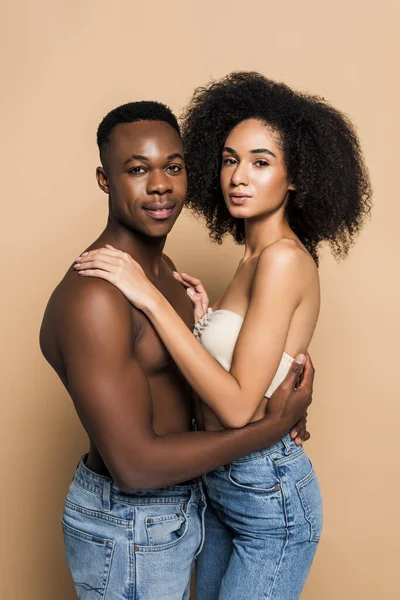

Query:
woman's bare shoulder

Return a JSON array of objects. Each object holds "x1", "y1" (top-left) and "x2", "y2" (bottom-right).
[{"x1": 255, "y1": 238, "x2": 318, "y2": 289}]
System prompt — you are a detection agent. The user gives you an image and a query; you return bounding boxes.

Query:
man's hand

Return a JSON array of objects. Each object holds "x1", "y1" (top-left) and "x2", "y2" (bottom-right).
[
  {"x1": 290, "y1": 412, "x2": 310, "y2": 446},
  {"x1": 265, "y1": 353, "x2": 314, "y2": 441}
]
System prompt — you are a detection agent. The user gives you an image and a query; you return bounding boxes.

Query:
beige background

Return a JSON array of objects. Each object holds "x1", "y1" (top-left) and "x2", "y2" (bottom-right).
[{"x1": 0, "y1": 1, "x2": 398, "y2": 598}]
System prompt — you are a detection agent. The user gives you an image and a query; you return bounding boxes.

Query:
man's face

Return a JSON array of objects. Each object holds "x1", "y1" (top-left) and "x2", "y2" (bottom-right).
[{"x1": 97, "y1": 120, "x2": 187, "y2": 238}]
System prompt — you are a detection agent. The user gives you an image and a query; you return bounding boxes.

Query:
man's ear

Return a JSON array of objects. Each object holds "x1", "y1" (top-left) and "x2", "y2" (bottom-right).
[{"x1": 96, "y1": 167, "x2": 109, "y2": 194}]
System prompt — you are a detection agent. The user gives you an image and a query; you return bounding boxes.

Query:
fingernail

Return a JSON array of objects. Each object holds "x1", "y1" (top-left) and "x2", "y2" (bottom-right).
[
  {"x1": 187, "y1": 288, "x2": 195, "y2": 296},
  {"x1": 74, "y1": 263, "x2": 80, "y2": 269},
  {"x1": 292, "y1": 431, "x2": 298, "y2": 438},
  {"x1": 172, "y1": 271, "x2": 178, "y2": 275},
  {"x1": 81, "y1": 252, "x2": 88, "y2": 257},
  {"x1": 295, "y1": 354, "x2": 306, "y2": 365}
]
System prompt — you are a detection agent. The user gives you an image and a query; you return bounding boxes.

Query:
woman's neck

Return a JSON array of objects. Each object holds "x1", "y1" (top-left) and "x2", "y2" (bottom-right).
[{"x1": 242, "y1": 211, "x2": 293, "y2": 262}]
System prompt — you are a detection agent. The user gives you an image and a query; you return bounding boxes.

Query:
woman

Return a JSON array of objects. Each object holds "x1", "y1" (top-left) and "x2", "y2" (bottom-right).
[{"x1": 74, "y1": 72, "x2": 371, "y2": 599}]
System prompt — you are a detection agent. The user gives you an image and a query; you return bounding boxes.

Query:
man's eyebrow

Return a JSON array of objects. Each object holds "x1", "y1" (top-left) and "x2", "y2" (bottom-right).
[
  {"x1": 223, "y1": 146, "x2": 276, "y2": 159},
  {"x1": 124, "y1": 153, "x2": 184, "y2": 164},
  {"x1": 124, "y1": 154, "x2": 149, "y2": 164}
]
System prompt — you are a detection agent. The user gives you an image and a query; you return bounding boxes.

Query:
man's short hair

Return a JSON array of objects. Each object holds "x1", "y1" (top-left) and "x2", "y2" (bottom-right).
[{"x1": 97, "y1": 101, "x2": 180, "y2": 165}]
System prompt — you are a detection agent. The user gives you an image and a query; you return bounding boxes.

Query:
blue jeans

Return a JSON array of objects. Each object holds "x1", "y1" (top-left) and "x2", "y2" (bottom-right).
[
  {"x1": 196, "y1": 434, "x2": 323, "y2": 600},
  {"x1": 62, "y1": 455, "x2": 206, "y2": 599}
]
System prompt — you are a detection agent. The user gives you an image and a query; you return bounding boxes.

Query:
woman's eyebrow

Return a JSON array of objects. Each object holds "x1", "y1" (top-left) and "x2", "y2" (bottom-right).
[
  {"x1": 250, "y1": 148, "x2": 276, "y2": 158},
  {"x1": 222, "y1": 146, "x2": 276, "y2": 158}
]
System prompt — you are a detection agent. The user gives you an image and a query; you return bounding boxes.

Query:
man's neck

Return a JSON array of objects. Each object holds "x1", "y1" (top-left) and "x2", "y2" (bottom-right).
[{"x1": 94, "y1": 220, "x2": 167, "y2": 278}]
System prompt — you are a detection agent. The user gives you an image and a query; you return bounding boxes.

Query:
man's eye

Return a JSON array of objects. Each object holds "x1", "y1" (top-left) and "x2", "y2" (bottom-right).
[
  {"x1": 222, "y1": 158, "x2": 237, "y2": 166},
  {"x1": 166, "y1": 165, "x2": 183, "y2": 173},
  {"x1": 255, "y1": 160, "x2": 269, "y2": 167},
  {"x1": 129, "y1": 166, "x2": 146, "y2": 174}
]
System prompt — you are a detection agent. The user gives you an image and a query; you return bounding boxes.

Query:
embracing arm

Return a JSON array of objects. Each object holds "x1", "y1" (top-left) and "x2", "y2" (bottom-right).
[
  {"x1": 75, "y1": 244, "x2": 312, "y2": 428},
  {"x1": 147, "y1": 245, "x2": 311, "y2": 428},
  {"x1": 59, "y1": 281, "x2": 311, "y2": 491}
]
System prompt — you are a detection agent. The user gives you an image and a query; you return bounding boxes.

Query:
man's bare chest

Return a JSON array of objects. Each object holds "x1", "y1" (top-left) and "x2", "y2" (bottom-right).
[{"x1": 131, "y1": 282, "x2": 194, "y2": 375}]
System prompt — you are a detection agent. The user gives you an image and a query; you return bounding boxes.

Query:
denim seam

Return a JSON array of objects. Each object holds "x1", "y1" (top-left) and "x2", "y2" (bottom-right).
[
  {"x1": 62, "y1": 519, "x2": 115, "y2": 547},
  {"x1": 146, "y1": 509, "x2": 186, "y2": 545},
  {"x1": 128, "y1": 512, "x2": 135, "y2": 597},
  {"x1": 72, "y1": 538, "x2": 115, "y2": 600},
  {"x1": 227, "y1": 464, "x2": 280, "y2": 494},
  {"x1": 73, "y1": 478, "x2": 105, "y2": 498},
  {"x1": 101, "y1": 539, "x2": 114, "y2": 600},
  {"x1": 230, "y1": 447, "x2": 282, "y2": 464},
  {"x1": 112, "y1": 496, "x2": 192, "y2": 507},
  {"x1": 194, "y1": 498, "x2": 207, "y2": 559},
  {"x1": 295, "y1": 467, "x2": 320, "y2": 542},
  {"x1": 72, "y1": 479, "x2": 193, "y2": 506},
  {"x1": 134, "y1": 490, "x2": 195, "y2": 553},
  {"x1": 265, "y1": 534, "x2": 289, "y2": 600},
  {"x1": 273, "y1": 446, "x2": 304, "y2": 467},
  {"x1": 134, "y1": 511, "x2": 190, "y2": 553},
  {"x1": 230, "y1": 435, "x2": 293, "y2": 464},
  {"x1": 64, "y1": 499, "x2": 131, "y2": 526},
  {"x1": 296, "y1": 466, "x2": 315, "y2": 489},
  {"x1": 265, "y1": 476, "x2": 290, "y2": 599}
]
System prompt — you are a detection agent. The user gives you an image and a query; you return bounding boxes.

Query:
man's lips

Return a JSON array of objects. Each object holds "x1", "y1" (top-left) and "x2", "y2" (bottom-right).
[{"x1": 143, "y1": 203, "x2": 176, "y2": 220}]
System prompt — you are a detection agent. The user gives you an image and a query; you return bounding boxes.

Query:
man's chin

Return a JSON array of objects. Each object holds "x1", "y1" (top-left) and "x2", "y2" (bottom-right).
[{"x1": 143, "y1": 218, "x2": 178, "y2": 238}]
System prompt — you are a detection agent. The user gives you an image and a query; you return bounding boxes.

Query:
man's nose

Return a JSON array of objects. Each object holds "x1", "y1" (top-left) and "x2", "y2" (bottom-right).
[{"x1": 147, "y1": 170, "x2": 172, "y2": 194}]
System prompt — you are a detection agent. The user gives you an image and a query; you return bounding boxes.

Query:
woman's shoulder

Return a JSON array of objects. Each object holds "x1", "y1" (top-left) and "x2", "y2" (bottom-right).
[{"x1": 255, "y1": 238, "x2": 318, "y2": 285}]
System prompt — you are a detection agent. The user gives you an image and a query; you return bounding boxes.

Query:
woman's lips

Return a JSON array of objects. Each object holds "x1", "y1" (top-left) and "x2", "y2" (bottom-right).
[{"x1": 229, "y1": 195, "x2": 251, "y2": 205}]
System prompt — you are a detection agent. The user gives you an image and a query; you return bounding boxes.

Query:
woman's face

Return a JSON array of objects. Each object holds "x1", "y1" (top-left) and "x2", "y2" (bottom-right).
[{"x1": 220, "y1": 118, "x2": 294, "y2": 220}]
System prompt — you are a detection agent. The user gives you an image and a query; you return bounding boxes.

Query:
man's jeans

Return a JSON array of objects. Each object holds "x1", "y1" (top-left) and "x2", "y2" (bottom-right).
[
  {"x1": 62, "y1": 456, "x2": 206, "y2": 599},
  {"x1": 196, "y1": 433, "x2": 323, "y2": 600}
]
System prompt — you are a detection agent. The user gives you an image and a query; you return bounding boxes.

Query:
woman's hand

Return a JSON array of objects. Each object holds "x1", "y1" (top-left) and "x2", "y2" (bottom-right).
[
  {"x1": 172, "y1": 271, "x2": 209, "y2": 323},
  {"x1": 74, "y1": 245, "x2": 159, "y2": 312}
]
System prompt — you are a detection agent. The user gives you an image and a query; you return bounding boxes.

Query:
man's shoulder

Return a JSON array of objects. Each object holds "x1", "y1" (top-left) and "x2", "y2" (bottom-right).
[
  {"x1": 46, "y1": 271, "x2": 134, "y2": 335},
  {"x1": 162, "y1": 253, "x2": 177, "y2": 272}
]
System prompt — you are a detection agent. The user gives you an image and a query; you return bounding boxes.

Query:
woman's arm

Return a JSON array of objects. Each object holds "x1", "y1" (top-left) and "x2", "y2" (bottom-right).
[{"x1": 75, "y1": 242, "x2": 313, "y2": 429}]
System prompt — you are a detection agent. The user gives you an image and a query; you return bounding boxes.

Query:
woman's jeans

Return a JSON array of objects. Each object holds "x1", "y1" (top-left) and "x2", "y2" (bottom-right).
[
  {"x1": 196, "y1": 433, "x2": 323, "y2": 600},
  {"x1": 62, "y1": 455, "x2": 206, "y2": 599}
]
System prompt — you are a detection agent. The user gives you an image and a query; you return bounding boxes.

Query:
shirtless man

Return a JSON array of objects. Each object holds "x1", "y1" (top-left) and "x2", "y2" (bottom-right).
[{"x1": 40, "y1": 101, "x2": 313, "y2": 599}]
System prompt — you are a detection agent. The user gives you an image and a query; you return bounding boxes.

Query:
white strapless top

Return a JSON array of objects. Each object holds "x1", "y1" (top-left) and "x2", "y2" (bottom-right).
[{"x1": 193, "y1": 308, "x2": 294, "y2": 399}]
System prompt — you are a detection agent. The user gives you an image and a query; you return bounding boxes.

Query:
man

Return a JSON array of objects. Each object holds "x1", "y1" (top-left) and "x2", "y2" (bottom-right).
[{"x1": 40, "y1": 101, "x2": 313, "y2": 599}]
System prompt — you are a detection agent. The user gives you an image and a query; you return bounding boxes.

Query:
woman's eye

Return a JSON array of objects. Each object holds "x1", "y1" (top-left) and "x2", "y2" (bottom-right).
[
  {"x1": 166, "y1": 165, "x2": 183, "y2": 173},
  {"x1": 255, "y1": 160, "x2": 269, "y2": 167},
  {"x1": 222, "y1": 158, "x2": 237, "y2": 166},
  {"x1": 129, "y1": 166, "x2": 146, "y2": 175}
]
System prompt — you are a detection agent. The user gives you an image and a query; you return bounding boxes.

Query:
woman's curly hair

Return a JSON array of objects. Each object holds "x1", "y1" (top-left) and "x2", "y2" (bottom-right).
[{"x1": 180, "y1": 72, "x2": 372, "y2": 264}]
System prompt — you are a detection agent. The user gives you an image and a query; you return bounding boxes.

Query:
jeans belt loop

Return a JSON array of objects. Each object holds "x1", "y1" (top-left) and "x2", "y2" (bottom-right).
[
  {"x1": 102, "y1": 479, "x2": 111, "y2": 512},
  {"x1": 282, "y1": 434, "x2": 291, "y2": 455}
]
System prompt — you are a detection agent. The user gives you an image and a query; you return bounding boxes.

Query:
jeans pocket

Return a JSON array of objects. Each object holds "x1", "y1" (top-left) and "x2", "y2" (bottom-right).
[
  {"x1": 227, "y1": 457, "x2": 280, "y2": 493},
  {"x1": 62, "y1": 519, "x2": 115, "y2": 599},
  {"x1": 296, "y1": 467, "x2": 323, "y2": 542},
  {"x1": 141, "y1": 504, "x2": 189, "y2": 551}
]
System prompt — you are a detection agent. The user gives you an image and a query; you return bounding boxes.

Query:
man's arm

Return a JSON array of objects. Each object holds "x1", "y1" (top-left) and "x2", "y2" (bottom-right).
[{"x1": 59, "y1": 281, "x2": 313, "y2": 491}]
